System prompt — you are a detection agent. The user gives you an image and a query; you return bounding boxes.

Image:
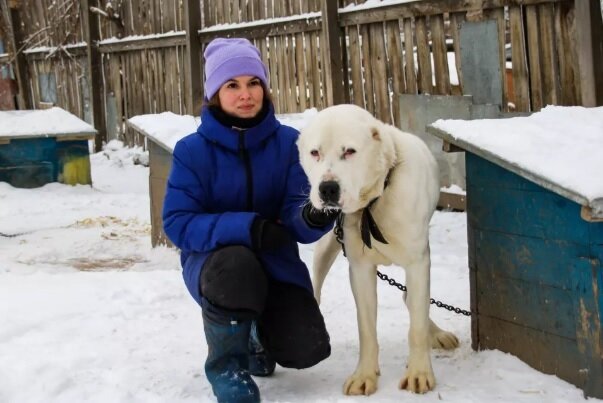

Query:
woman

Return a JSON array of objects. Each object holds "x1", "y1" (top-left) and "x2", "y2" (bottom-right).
[{"x1": 162, "y1": 38, "x2": 336, "y2": 403}]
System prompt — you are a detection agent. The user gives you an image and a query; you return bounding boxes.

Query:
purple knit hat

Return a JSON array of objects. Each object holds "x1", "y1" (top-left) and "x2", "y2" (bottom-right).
[{"x1": 203, "y1": 38, "x2": 269, "y2": 100}]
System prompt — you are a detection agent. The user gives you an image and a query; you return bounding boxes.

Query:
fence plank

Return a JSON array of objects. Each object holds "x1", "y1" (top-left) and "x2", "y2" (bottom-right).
[
  {"x1": 267, "y1": 37, "x2": 280, "y2": 111},
  {"x1": 403, "y1": 18, "x2": 417, "y2": 95},
  {"x1": 525, "y1": 5, "x2": 543, "y2": 111},
  {"x1": 415, "y1": 16, "x2": 432, "y2": 94},
  {"x1": 321, "y1": 0, "x2": 346, "y2": 105},
  {"x1": 295, "y1": 33, "x2": 307, "y2": 110},
  {"x1": 157, "y1": 50, "x2": 165, "y2": 112},
  {"x1": 485, "y1": 8, "x2": 508, "y2": 109},
  {"x1": 83, "y1": 0, "x2": 106, "y2": 150},
  {"x1": 348, "y1": 25, "x2": 365, "y2": 107},
  {"x1": 7, "y1": 3, "x2": 32, "y2": 108},
  {"x1": 310, "y1": 31, "x2": 322, "y2": 109},
  {"x1": 431, "y1": 13, "x2": 451, "y2": 95},
  {"x1": 386, "y1": 19, "x2": 405, "y2": 126},
  {"x1": 450, "y1": 12, "x2": 465, "y2": 95},
  {"x1": 184, "y1": 0, "x2": 203, "y2": 112},
  {"x1": 277, "y1": 36, "x2": 287, "y2": 112},
  {"x1": 361, "y1": 25, "x2": 375, "y2": 113},
  {"x1": 232, "y1": 0, "x2": 240, "y2": 23},
  {"x1": 554, "y1": 1, "x2": 579, "y2": 105},
  {"x1": 509, "y1": 5, "x2": 530, "y2": 111},
  {"x1": 274, "y1": 0, "x2": 282, "y2": 17},
  {"x1": 538, "y1": 3, "x2": 559, "y2": 106},
  {"x1": 370, "y1": 23, "x2": 390, "y2": 122},
  {"x1": 140, "y1": 50, "x2": 149, "y2": 113},
  {"x1": 204, "y1": 0, "x2": 213, "y2": 26},
  {"x1": 286, "y1": 36, "x2": 297, "y2": 112},
  {"x1": 179, "y1": 45, "x2": 186, "y2": 114}
]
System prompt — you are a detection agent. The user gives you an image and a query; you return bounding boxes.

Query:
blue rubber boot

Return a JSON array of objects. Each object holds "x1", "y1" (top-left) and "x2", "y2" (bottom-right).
[
  {"x1": 202, "y1": 308, "x2": 260, "y2": 403},
  {"x1": 248, "y1": 321, "x2": 276, "y2": 377}
]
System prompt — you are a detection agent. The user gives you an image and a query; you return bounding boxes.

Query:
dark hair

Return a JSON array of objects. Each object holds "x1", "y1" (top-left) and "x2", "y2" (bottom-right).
[{"x1": 203, "y1": 80, "x2": 272, "y2": 109}]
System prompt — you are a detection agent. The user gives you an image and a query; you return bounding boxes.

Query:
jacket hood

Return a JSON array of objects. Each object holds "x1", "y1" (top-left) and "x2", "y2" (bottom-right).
[{"x1": 197, "y1": 103, "x2": 280, "y2": 152}]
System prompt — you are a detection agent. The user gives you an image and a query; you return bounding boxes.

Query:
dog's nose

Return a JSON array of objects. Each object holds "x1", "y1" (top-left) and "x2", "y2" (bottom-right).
[{"x1": 319, "y1": 181, "x2": 340, "y2": 204}]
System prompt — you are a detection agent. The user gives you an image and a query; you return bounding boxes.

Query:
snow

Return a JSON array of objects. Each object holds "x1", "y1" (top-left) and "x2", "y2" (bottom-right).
[
  {"x1": 22, "y1": 42, "x2": 87, "y2": 55},
  {"x1": 200, "y1": 13, "x2": 321, "y2": 34},
  {"x1": 441, "y1": 184, "x2": 465, "y2": 195},
  {"x1": 99, "y1": 31, "x2": 186, "y2": 45},
  {"x1": 432, "y1": 105, "x2": 603, "y2": 213},
  {"x1": 339, "y1": 0, "x2": 418, "y2": 12},
  {"x1": 128, "y1": 112, "x2": 199, "y2": 152},
  {"x1": 0, "y1": 110, "x2": 598, "y2": 403},
  {"x1": 0, "y1": 107, "x2": 97, "y2": 138}
]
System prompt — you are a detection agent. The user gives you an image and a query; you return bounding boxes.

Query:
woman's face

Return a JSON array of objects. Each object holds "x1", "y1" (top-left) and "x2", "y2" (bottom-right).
[{"x1": 218, "y1": 75, "x2": 264, "y2": 119}]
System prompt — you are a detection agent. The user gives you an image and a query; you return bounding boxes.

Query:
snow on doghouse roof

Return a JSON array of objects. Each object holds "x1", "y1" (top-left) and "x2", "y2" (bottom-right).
[
  {"x1": 430, "y1": 105, "x2": 603, "y2": 215},
  {"x1": 0, "y1": 107, "x2": 97, "y2": 139},
  {"x1": 127, "y1": 109, "x2": 318, "y2": 153}
]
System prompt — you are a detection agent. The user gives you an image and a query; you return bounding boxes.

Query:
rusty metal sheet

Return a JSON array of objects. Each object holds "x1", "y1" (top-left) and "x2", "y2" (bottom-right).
[
  {"x1": 459, "y1": 20, "x2": 503, "y2": 107},
  {"x1": 399, "y1": 94, "x2": 472, "y2": 189}
]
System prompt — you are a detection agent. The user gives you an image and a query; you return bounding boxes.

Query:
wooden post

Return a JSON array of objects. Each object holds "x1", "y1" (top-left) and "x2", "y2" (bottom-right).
[
  {"x1": 320, "y1": 0, "x2": 345, "y2": 106},
  {"x1": 83, "y1": 0, "x2": 106, "y2": 151},
  {"x1": 184, "y1": 0, "x2": 203, "y2": 114},
  {"x1": 5, "y1": 0, "x2": 31, "y2": 109},
  {"x1": 574, "y1": 0, "x2": 603, "y2": 107}
]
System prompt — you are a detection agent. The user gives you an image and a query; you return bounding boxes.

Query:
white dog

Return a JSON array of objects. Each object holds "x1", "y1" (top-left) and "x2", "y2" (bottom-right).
[{"x1": 297, "y1": 104, "x2": 459, "y2": 395}]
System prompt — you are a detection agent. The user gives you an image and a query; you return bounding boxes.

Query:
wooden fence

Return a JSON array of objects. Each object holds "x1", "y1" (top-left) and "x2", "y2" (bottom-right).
[{"x1": 2, "y1": 0, "x2": 602, "y2": 147}]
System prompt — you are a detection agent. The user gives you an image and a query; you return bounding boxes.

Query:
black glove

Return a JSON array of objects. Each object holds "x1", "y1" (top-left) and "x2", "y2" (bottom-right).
[
  {"x1": 302, "y1": 204, "x2": 339, "y2": 228},
  {"x1": 250, "y1": 218, "x2": 292, "y2": 251}
]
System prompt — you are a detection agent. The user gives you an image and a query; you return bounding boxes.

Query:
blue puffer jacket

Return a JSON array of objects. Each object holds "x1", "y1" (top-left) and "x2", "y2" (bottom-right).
[{"x1": 163, "y1": 105, "x2": 331, "y2": 305}]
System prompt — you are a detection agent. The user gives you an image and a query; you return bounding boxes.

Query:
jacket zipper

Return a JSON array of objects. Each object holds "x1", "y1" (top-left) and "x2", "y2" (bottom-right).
[{"x1": 237, "y1": 130, "x2": 254, "y2": 211}]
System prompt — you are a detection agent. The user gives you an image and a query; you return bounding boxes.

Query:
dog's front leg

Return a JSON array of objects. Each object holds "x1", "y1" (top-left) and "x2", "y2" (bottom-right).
[
  {"x1": 343, "y1": 260, "x2": 380, "y2": 396},
  {"x1": 400, "y1": 253, "x2": 435, "y2": 393},
  {"x1": 312, "y1": 231, "x2": 341, "y2": 305}
]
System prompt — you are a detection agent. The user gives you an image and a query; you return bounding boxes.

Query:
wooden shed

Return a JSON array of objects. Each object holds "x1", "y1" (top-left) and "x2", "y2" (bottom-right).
[
  {"x1": 127, "y1": 112, "x2": 199, "y2": 247},
  {"x1": 0, "y1": 107, "x2": 96, "y2": 188},
  {"x1": 428, "y1": 105, "x2": 603, "y2": 399}
]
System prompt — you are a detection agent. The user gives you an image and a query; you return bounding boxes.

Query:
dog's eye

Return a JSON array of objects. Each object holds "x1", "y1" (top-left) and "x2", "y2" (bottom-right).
[
  {"x1": 343, "y1": 148, "x2": 356, "y2": 159},
  {"x1": 310, "y1": 150, "x2": 320, "y2": 159}
]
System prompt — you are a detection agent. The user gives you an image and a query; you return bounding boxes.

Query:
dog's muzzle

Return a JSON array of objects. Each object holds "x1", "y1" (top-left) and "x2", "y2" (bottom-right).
[{"x1": 318, "y1": 180, "x2": 340, "y2": 206}]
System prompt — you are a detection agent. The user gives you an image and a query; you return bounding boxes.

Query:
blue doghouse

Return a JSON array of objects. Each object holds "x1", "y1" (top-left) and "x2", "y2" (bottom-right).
[
  {"x1": 0, "y1": 107, "x2": 97, "y2": 188},
  {"x1": 428, "y1": 105, "x2": 603, "y2": 399}
]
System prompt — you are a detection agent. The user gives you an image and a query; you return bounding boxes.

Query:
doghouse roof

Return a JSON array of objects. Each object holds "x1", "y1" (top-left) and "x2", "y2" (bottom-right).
[
  {"x1": 428, "y1": 105, "x2": 603, "y2": 218},
  {"x1": 127, "y1": 112, "x2": 199, "y2": 153},
  {"x1": 0, "y1": 107, "x2": 97, "y2": 139}
]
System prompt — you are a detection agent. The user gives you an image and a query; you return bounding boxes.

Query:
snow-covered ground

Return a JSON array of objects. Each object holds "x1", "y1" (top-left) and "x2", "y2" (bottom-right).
[{"x1": 0, "y1": 140, "x2": 596, "y2": 402}]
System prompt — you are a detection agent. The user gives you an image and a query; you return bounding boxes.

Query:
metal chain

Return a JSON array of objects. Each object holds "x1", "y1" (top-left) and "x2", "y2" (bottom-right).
[
  {"x1": 334, "y1": 213, "x2": 346, "y2": 257},
  {"x1": 376, "y1": 271, "x2": 472, "y2": 316},
  {"x1": 333, "y1": 213, "x2": 471, "y2": 316}
]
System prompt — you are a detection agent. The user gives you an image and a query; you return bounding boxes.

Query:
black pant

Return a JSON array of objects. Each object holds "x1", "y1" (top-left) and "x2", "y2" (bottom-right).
[{"x1": 200, "y1": 245, "x2": 331, "y2": 369}]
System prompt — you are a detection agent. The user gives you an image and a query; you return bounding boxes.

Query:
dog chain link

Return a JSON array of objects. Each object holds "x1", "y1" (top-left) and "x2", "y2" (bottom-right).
[
  {"x1": 334, "y1": 213, "x2": 471, "y2": 316},
  {"x1": 376, "y1": 271, "x2": 472, "y2": 316}
]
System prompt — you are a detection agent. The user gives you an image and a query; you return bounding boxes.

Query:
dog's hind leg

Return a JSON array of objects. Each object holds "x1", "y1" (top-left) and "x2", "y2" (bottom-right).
[
  {"x1": 312, "y1": 231, "x2": 341, "y2": 304},
  {"x1": 428, "y1": 320, "x2": 459, "y2": 350},
  {"x1": 403, "y1": 291, "x2": 459, "y2": 350}
]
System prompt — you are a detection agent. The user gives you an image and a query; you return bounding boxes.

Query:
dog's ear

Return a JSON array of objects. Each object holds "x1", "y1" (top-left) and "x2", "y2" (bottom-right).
[{"x1": 371, "y1": 127, "x2": 381, "y2": 141}]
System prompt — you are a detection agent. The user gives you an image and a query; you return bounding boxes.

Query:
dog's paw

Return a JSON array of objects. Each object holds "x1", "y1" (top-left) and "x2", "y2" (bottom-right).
[
  {"x1": 399, "y1": 369, "x2": 435, "y2": 394},
  {"x1": 343, "y1": 372, "x2": 379, "y2": 396},
  {"x1": 431, "y1": 329, "x2": 459, "y2": 350}
]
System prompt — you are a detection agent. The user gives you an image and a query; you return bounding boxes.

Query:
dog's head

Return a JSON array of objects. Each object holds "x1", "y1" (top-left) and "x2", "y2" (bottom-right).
[{"x1": 297, "y1": 104, "x2": 396, "y2": 213}]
